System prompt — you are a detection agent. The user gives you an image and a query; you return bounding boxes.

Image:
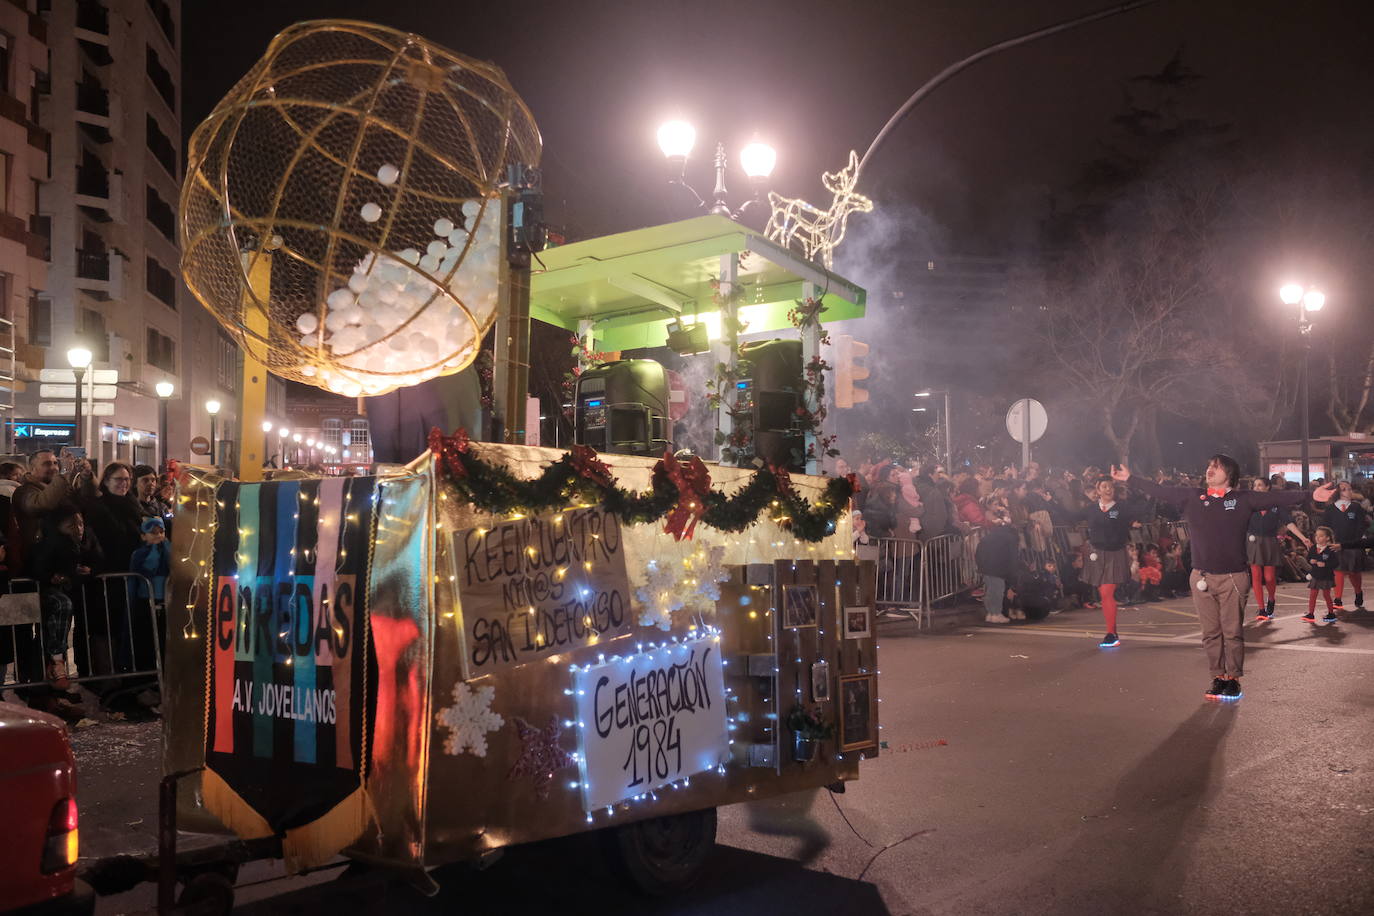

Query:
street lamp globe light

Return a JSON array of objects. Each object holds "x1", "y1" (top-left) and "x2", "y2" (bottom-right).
[
  {"x1": 66, "y1": 347, "x2": 92, "y2": 369},
  {"x1": 155, "y1": 380, "x2": 174, "y2": 399},
  {"x1": 739, "y1": 140, "x2": 777, "y2": 180},
  {"x1": 205, "y1": 399, "x2": 221, "y2": 416},
  {"x1": 292, "y1": 434, "x2": 302, "y2": 443},
  {"x1": 261, "y1": 420, "x2": 273, "y2": 433},
  {"x1": 278, "y1": 427, "x2": 289, "y2": 438},
  {"x1": 657, "y1": 120, "x2": 696, "y2": 160},
  {"x1": 1279, "y1": 283, "x2": 1304, "y2": 305},
  {"x1": 1304, "y1": 290, "x2": 1326, "y2": 312}
]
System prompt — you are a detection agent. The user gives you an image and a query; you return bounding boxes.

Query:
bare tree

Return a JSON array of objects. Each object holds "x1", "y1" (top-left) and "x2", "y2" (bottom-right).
[{"x1": 1038, "y1": 197, "x2": 1227, "y2": 464}]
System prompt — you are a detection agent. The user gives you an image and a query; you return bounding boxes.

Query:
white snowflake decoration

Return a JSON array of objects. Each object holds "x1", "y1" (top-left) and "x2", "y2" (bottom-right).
[
  {"x1": 634, "y1": 545, "x2": 729, "y2": 631},
  {"x1": 436, "y1": 682, "x2": 504, "y2": 757}
]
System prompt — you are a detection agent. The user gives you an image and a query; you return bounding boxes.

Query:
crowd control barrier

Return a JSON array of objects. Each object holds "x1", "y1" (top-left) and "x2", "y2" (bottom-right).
[
  {"x1": 1, "y1": 572, "x2": 163, "y2": 697},
  {"x1": 872, "y1": 518, "x2": 1191, "y2": 629}
]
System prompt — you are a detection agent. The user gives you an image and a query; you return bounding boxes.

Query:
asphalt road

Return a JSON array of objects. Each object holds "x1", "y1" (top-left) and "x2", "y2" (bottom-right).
[{"x1": 80, "y1": 582, "x2": 1374, "y2": 915}]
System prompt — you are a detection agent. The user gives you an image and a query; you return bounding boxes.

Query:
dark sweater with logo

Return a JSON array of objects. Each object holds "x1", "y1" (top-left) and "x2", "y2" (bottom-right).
[
  {"x1": 1073, "y1": 502, "x2": 1138, "y2": 551},
  {"x1": 1131, "y1": 479, "x2": 1311, "y2": 574},
  {"x1": 1247, "y1": 504, "x2": 1291, "y2": 537},
  {"x1": 1319, "y1": 501, "x2": 1370, "y2": 547}
]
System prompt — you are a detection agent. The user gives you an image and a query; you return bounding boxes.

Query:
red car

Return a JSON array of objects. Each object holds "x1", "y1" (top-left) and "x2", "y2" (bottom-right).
[{"x1": 0, "y1": 700, "x2": 93, "y2": 914}]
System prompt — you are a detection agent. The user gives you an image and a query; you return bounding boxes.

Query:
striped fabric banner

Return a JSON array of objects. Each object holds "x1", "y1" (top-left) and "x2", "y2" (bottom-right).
[{"x1": 204, "y1": 475, "x2": 377, "y2": 858}]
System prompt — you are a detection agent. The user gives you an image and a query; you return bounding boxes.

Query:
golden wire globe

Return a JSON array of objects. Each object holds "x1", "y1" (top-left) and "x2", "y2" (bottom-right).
[{"x1": 180, "y1": 20, "x2": 541, "y2": 397}]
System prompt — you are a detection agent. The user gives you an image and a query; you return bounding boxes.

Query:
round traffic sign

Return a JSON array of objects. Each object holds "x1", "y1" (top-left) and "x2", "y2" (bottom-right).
[
  {"x1": 190, "y1": 436, "x2": 211, "y2": 456},
  {"x1": 1006, "y1": 398, "x2": 1047, "y2": 444}
]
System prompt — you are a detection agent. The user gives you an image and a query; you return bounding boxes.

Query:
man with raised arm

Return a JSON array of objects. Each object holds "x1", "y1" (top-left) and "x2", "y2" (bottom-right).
[{"x1": 1111, "y1": 455, "x2": 1335, "y2": 701}]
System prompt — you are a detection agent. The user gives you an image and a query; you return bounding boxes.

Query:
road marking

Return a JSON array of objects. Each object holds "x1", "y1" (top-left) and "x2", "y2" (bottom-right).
[{"x1": 976, "y1": 625, "x2": 1374, "y2": 655}]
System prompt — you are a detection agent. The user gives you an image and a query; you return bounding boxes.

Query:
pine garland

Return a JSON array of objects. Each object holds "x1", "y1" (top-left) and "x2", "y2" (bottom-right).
[{"x1": 428, "y1": 428, "x2": 856, "y2": 542}]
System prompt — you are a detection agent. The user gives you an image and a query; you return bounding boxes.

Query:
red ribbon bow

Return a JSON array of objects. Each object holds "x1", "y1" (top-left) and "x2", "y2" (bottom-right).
[
  {"x1": 428, "y1": 427, "x2": 471, "y2": 479},
  {"x1": 568, "y1": 444, "x2": 614, "y2": 489},
  {"x1": 659, "y1": 451, "x2": 712, "y2": 541},
  {"x1": 1205, "y1": 487, "x2": 1228, "y2": 498},
  {"x1": 770, "y1": 465, "x2": 796, "y2": 500}
]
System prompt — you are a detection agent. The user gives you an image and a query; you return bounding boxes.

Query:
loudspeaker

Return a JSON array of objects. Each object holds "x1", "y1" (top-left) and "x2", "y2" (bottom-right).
[
  {"x1": 575, "y1": 359, "x2": 672, "y2": 456},
  {"x1": 739, "y1": 339, "x2": 805, "y2": 471}
]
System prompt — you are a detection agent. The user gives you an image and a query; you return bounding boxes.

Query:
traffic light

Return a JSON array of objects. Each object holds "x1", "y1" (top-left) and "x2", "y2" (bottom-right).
[{"x1": 833, "y1": 334, "x2": 870, "y2": 409}]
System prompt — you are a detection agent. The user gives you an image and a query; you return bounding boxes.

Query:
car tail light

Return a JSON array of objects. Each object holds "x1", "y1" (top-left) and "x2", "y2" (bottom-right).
[{"x1": 40, "y1": 797, "x2": 79, "y2": 873}]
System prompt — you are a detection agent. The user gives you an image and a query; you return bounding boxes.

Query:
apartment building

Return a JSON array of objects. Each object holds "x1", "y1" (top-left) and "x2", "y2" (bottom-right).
[
  {"x1": 10, "y1": 0, "x2": 206, "y2": 466},
  {"x1": 0, "y1": 0, "x2": 51, "y2": 453}
]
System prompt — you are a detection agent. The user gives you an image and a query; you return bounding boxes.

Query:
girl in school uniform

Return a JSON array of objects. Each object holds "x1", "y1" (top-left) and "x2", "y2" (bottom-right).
[
  {"x1": 1076, "y1": 477, "x2": 1140, "y2": 648},
  {"x1": 1319, "y1": 481, "x2": 1371, "y2": 611},
  {"x1": 1303, "y1": 526, "x2": 1339, "y2": 624},
  {"x1": 1249, "y1": 477, "x2": 1311, "y2": 621}
]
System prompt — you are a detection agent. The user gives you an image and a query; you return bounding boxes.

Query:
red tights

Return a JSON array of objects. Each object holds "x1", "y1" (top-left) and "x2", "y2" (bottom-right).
[
  {"x1": 1099, "y1": 584, "x2": 1118, "y2": 633},
  {"x1": 1334, "y1": 570, "x2": 1362, "y2": 600},
  {"x1": 1250, "y1": 565, "x2": 1277, "y2": 604},
  {"x1": 1308, "y1": 589, "x2": 1334, "y2": 613}
]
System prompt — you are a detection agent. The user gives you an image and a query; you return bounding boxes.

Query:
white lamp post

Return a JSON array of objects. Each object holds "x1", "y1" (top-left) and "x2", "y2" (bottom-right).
[
  {"x1": 154, "y1": 381, "x2": 174, "y2": 469},
  {"x1": 657, "y1": 119, "x2": 776, "y2": 219},
  {"x1": 205, "y1": 399, "x2": 221, "y2": 465},
  {"x1": 914, "y1": 389, "x2": 952, "y2": 471},
  {"x1": 1280, "y1": 283, "x2": 1325, "y2": 488},
  {"x1": 67, "y1": 347, "x2": 92, "y2": 456}
]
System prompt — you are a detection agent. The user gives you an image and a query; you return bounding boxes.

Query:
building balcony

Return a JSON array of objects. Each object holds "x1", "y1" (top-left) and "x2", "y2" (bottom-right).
[
  {"x1": 76, "y1": 82, "x2": 109, "y2": 118},
  {"x1": 76, "y1": 165, "x2": 109, "y2": 200},
  {"x1": 74, "y1": 166, "x2": 122, "y2": 222},
  {"x1": 76, "y1": 248, "x2": 109, "y2": 281},
  {"x1": 76, "y1": 0, "x2": 110, "y2": 37},
  {"x1": 147, "y1": 0, "x2": 175, "y2": 47},
  {"x1": 73, "y1": 249, "x2": 124, "y2": 300}
]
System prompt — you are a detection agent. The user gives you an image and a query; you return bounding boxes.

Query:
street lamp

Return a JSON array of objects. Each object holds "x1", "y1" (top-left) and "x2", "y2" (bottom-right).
[
  {"x1": 657, "y1": 119, "x2": 776, "y2": 220},
  {"x1": 67, "y1": 347, "x2": 92, "y2": 456},
  {"x1": 1281, "y1": 283, "x2": 1325, "y2": 488},
  {"x1": 914, "y1": 389, "x2": 952, "y2": 471},
  {"x1": 292, "y1": 432, "x2": 302, "y2": 465},
  {"x1": 155, "y1": 380, "x2": 174, "y2": 470},
  {"x1": 205, "y1": 399, "x2": 221, "y2": 466},
  {"x1": 261, "y1": 420, "x2": 274, "y2": 468}
]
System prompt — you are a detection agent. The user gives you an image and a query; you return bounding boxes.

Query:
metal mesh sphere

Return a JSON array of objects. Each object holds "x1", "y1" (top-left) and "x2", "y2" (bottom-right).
[{"x1": 181, "y1": 20, "x2": 541, "y2": 397}]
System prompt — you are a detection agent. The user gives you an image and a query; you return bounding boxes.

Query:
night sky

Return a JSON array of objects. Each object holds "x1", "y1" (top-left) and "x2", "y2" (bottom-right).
[
  {"x1": 185, "y1": 0, "x2": 1374, "y2": 247},
  {"x1": 185, "y1": 0, "x2": 1374, "y2": 467}
]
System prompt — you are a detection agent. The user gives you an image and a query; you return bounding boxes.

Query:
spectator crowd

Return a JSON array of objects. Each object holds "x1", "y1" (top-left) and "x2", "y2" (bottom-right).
[
  {"x1": 0, "y1": 450, "x2": 175, "y2": 723},
  {"x1": 843, "y1": 456, "x2": 1374, "y2": 623}
]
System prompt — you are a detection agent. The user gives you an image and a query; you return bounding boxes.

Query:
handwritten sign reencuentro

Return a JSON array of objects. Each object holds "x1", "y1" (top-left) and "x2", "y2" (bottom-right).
[
  {"x1": 455, "y1": 507, "x2": 633, "y2": 673},
  {"x1": 574, "y1": 636, "x2": 729, "y2": 810}
]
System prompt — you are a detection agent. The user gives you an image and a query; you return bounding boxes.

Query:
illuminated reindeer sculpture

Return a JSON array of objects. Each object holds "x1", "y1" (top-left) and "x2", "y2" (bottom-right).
[{"x1": 764, "y1": 150, "x2": 873, "y2": 270}]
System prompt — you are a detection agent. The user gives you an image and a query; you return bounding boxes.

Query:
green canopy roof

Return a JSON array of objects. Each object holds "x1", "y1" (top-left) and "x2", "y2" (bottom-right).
[{"x1": 529, "y1": 215, "x2": 866, "y2": 351}]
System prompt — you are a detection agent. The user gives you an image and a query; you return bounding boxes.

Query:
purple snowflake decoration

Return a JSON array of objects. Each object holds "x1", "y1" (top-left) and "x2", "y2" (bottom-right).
[{"x1": 507, "y1": 716, "x2": 576, "y2": 800}]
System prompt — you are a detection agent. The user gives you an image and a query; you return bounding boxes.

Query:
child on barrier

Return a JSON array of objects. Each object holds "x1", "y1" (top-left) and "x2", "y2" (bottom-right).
[
  {"x1": 128, "y1": 517, "x2": 171, "y2": 643},
  {"x1": 30, "y1": 506, "x2": 101, "y2": 720},
  {"x1": 1302, "y1": 526, "x2": 1339, "y2": 624}
]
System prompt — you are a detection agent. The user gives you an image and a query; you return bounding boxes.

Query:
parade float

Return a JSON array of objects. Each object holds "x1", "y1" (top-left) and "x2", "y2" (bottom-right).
[{"x1": 153, "y1": 19, "x2": 875, "y2": 906}]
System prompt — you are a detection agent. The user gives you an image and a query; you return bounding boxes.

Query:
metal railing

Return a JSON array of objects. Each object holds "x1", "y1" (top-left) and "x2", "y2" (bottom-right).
[
  {"x1": 1, "y1": 572, "x2": 163, "y2": 697},
  {"x1": 873, "y1": 518, "x2": 1192, "y2": 629}
]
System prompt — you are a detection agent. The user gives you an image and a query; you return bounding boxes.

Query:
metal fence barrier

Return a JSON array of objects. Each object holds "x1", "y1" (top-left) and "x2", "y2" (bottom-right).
[
  {"x1": 874, "y1": 518, "x2": 1192, "y2": 630},
  {"x1": 1, "y1": 572, "x2": 163, "y2": 699}
]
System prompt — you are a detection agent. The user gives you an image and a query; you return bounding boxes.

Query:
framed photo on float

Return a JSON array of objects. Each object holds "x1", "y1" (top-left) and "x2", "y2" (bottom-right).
[
  {"x1": 781, "y1": 584, "x2": 819, "y2": 629},
  {"x1": 811, "y1": 660, "x2": 831, "y2": 703},
  {"x1": 843, "y1": 605, "x2": 871, "y2": 639},
  {"x1": 838, "y1": 674, "x2": 877, "y2": 752}
]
